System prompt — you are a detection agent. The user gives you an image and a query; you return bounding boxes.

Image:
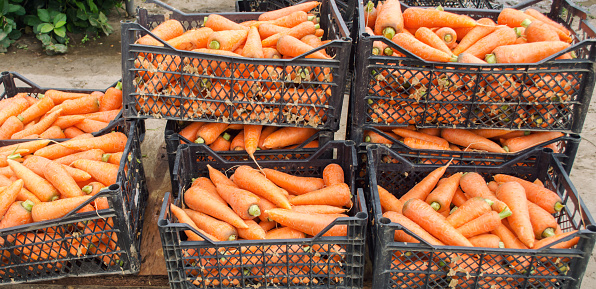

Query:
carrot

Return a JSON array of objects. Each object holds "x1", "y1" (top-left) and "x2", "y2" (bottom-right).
[
  {"x1": 403, "y1": 137, "x2": 448, "y2": 150},
  {"x1": 99, "y1": 86, "x2": 123, "y2": 112},
  {"x1": 266, "y1": 209, "x2": 346, "y2": 237},
  {"x1": 270, "y1": 11, "x2": 308, "y2": 28},
  {"x1": 426, "y1": 173, "x2": 462, "y2": 211},
  {"x1": 0, "y1": 200, "x2": 34, "y2": 229},
  {"x1": 276, "y1": 35, "x2": 328, "y2": 59},
  {"x1": 487, "y1": 41, "x2": 570, "y2": 63},
  {"x1": 391, "y1": 33, "x2": 456, "y2": 62},
  {"x1": 261, "y1": 21, "x2": 316, "y2": 48},
  {"x1": 243, "y1": 125, "x2": 262, "y2": 158},
  {"x1": 11, "y1": 109, "x2": 62, "y2": 139},
  {"x1": 205, "y1": 14, "x2": 249, "y2": 31},
  {"x1": 265, "y1": 226, "x2": 305, "y2": 239},
  {"x1": 259, "y1": 220, "x2": 276, "y2": 232},
  {"x1": 81, "y1": 110, "x2": 120, "y2": 123},
  {"x1": 189, "y1": 177, "x2": 227, "y2": 208},
  {"x1": 43, "y1": 160, "x2": 83, "y2": 198},
  {"x1": 434, "y1": 27, "x2": 457, "y2": 49},
  {"x1": 262, "y1": 47, "x2": 282, "y2": 58},
  {"x1": 256, "y1": 197, "x2": 277, "y2": 222},
  {"x1": 0, "y1": 179, "x2": 24, "y2": 219},
  {"x1": 258, "y1": 1, "x2": 320, "y2": 21},
  {"x1": 207, "y1": 29, "x2": 249, "y2": 51},
  {"x1": 50, "y1": 95, "x2": 99, "y2": 115},
  {"x1": 74, "y1": 119, "x2": 109, "y2": 133},
  {"x1": 64, "y1": 127, "x2": 85, "y2": 138},
  {"x1": 53, "y1": 149, "x2": 104, "y2": 166},
  {"x1": 237, "y1": 219, "x2": 266, "y2": 240},
  {"x1": 399, "y1": 163, "x2": 449, "y2": 203},
  {"x1": 261, "y1": 127, "x2": 316, "y2": 149},
  {"x1": 374, "y1": 0, "x2": 403, "y2": 39},
  {"x1": 261, "y1": 168, "x2": 324, "y2": 195},
  {"x1": 178, "y1": 122, "x2": 204, "y2": 143},
  {"x1": 502, "y1": 132, "x2": 564, "y2": 152},
  {"x1": 452, "y1": 18, "x2": 496, "y2": 55},
  {"x1": 522, "y1": 19, "x2": 559, "y2": 43},
  {"x1": 0, "y1": 116, "x2": 24, "y2": 140},
  {"x1": 72, "y1": 159, "x2": 119, "y2": 186},
  {"x1": 0, "y1": 97, "x2": 29, "y2": 125},
  {"x1": 256, "y1": 126, "x2": 277, "y2": 149},
  {"x1": 383, "y1": 211, "x2": 445, "y2": 245},
  {"x1": 60, "y1": 132, "x2": 127, "y2": 153},
  {"x1": 216, "y1": 184, "x2": 261, "y2": 219},
  {"x1": 39, "y1": 126, "x2": 65, "y2": 139},
  {"x1": 184, "y1": 209, "x2": 238, "y2": 241},
  {"x1": 452, "y1": 187, "x2": 468, "y2": 207},
  {"x1": 496, "y1": 182, "x2": 534, "y2": 248},
  {"x1": 468, "y1": 234, "x2": 502, "y2": 248},
  {"x1": 403, "y1": 7, "x2": 477, "y2": 29},
  {"x1": 233, "y1": 166, "x2": 291, "y2": 209},
  {"x1": 207, "y1": 164, "x2": 237, "y2": 188},
  {"x1": 470, "y1": 129, "x2": 511, "y2": 139},
  {"x1": 403, "y1": 198, "x2": 473, "y2": 247},
  {"x1": 377, "y1": 185, "x2": 403, "y2": 213},
  {"x1": 441, "y1": 129, "x2": 506, "y2": 153},
  {"x1": 7, "y1": 160, "x2": 58, "y2": 202},
  {"x1": 228, "y1": 130, "x2": 245, "y2": 151},
  {"x1": 239, "y1": 26, "x2": 264, "y2": 58},
  {"x1": 17, "y1": 96, "x2": 54, "y2": 125},
  {"x1": 31, "y1": 195, "x2": 91, "y2": 222},
  {"x1": 170, "y1": 204, "x2": 217, "y2": 241},
  {"x1": 137, "y1": 19, "x2": 184, "y2": 46},
  {"x1": 364, "y1": 1, "x2": 379, "y2": 29},
  {"x1": 289, "y1": 183, "x2": 351, "y2": 207},
  {"x1": 414, "y1": 27, "x2": 451, "y2": 54},
  {"x1": 456, "y1": 211, "x2": 502, "y2": 238},
  {"x1": 258, "y1": 23, "x2": 290, "y2": 39},
  {"x1": 167, "y1": 27, "x2": 213, "y2": 50},
  {"x1": 364, "y1": 130, "x2": 397, "y2": 144},
  {"x1": 292, "y1": 205, "x2": 347, "y2": 214},
  {"x1": 533, "y1": 230, "x2": 579, "y2": 249},
  {"x1": 528, "y1": 202, "x2": 557, "y2": 239},
  {"x1": 0, "y1": 140, "x2": 50, "y2": 156},
  {"x1": 462, "y1": 27, "x2": 517, "y2": 59},
  {"x1": 493, "y1": 174, "x2": 563, "y2": 214},
  {"x1": 446, "y1": 197, "x2": 493, "y2": 228},
  {"x1": 323, "y1": 163, "x2": 344, "y2": 186},
  {"x1": 209, "y1": 133, "x2": 232, "y2": 151},
  {"x1": 196, "y1": 123, "x2": 228, "y2": 145},
  {"x1": 184, "y1": 186, "x2": 248, "y2": 229},
  {"x1": 524, "y1": 9, "x2": 572, "y2": 42},
  {"x1": 459, "y1": 172, "x2": 509, "y2": 214}
]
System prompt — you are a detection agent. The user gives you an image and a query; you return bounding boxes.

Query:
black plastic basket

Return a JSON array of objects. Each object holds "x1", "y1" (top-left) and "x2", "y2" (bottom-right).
[
  {"x1": 349, "y1": 0, "x2": 596, "y2": 143},
  {"x1": 121, "y1": 0, "x2": 351, "y2": 131},
  {"x1": 0, "y1": 118, "x2": 149, "y2": 284},
  {"x1": 0, "y1": 71, "x2": 123, "y2": 139},
  {"x1": 158, "y1": 141, "x2": 368, "y2": 288},
  {"x1": 366, "y1": 144, "x2": 596, "y2": 289},
  {"x1": 164, "y1": 120, "x2": 335, "y2": 193}
]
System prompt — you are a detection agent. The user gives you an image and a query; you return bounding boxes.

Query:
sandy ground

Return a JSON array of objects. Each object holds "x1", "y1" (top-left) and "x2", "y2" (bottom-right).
[{"x1": 1, "y1": 0, "x2": 596, "y2": 287}]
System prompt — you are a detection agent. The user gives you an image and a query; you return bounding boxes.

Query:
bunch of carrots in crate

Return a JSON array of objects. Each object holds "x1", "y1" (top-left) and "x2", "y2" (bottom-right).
[
  {"x1": 365, "y1": 127, "x2": 564, "y2": 153},
  {"x1": 134, "y1": 1, "x2": 334, "y2": 123},
  {"x1": 171, "y1": 164, "x2": 351, "y2": 285},
  {"x1": 0, "y1": 84, "x2": 122, "y2": 140},
  {"x1": 177, "y1": 121, "x2": 319, "y2": 151},
  {"x1": 0, "y1": 132, "x2": 129, "y2": 266},
  {"x1": 364, "y1": 0, "x2": 574, "y2": 63},
  {"x1": 378, "y1": 166, "x2": 578, "y2": 284}
]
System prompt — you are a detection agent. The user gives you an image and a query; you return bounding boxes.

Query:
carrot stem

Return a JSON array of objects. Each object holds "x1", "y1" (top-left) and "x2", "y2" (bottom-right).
[
  {"x1": 383, "y1": 27, "x2": 396, "y2": 39},
  {"x1": 499, "y1": 241, "x2": 504, "y2": 248},
  {"x1": 499, "y1": 208, "x2": 512, "y2": 219},
  {"x1": 22, "y1": 200, "x2": 34, "y2": 211},
  {"x1": 209, "y1": 41, "x2": 220, "y2": 50},
  {"x1": 485, "y1": 54, "x2": 496, "y2": 63},
  {"x1": 101, "y1": 154, "x2": 111, "y2": 162},
  {"x1": 249, "y1": 204, "x2": 261, "y2": 217},
  {"x1": 384, "y1": 47, "x2": 393, "y2": 56},
  {"x1": 82, "y1": 185, "x2": 93, "y2": 194},
  {"x1": 430, "y1": 202, "x2": 441, "y2": 211},
  {"x1": 542, "y1": 227, "x2": 555, "y2": 238}
]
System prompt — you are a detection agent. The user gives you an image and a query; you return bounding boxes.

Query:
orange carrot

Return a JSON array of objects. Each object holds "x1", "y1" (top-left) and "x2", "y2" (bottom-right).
[
  {"x1": 487, "y1": 41, "x2": 570, "y2": 63},
  {"x1": 31, "y1": 196, "x2": 91, "y2": 222},
  {"x1": 230, "y1": 130, "x2": 245, "y2": 151},
  {"x1": 496, "y1": 182, "x2": 534, "y2": 248},
  {"x1": 54, "y1": 149, "x2": 104, "y2": 166},
  {"x1": 292, "y1": 205, "x2": 347, "y2": 214},
  {"x1": 276, "y1": 35, "x2": 328, "y2": 59},
  {"x1": 191, "y1": 176, "x2": 227, "y2": 206},
  {"x1": 242, "y1": 26, "x2": 264, "y2": 58},
  {"x1": 462, "y1": 27, "x2": 516, "y2": 59},
  {"x1": 502, "y1": 132, "x2": 564, "y2": 152},
  {"x1": 468, "y1": 234, "x2": 502, "y2": 248},
  {"x1": 363, "y1": 1, "x2": 378, "y2": 29},
  {"x1": 261, "y1": 168, "x2": 324, "y2": 195},
  {"x1": 237, "y1": 219, "x2": 266, "y2": 240},
  {"x1": 524, "y1": 9, "x2": 572, "y2": 42},
  {"x1": 184, "y1": 209, "x2": 238, "y2": 241},
  {"x1": 244, "y1": 125, "x2": 262, "y2": 158},
  {"x1": 270, "y1": 11, "x2": 308, "y2": 28},
  {"x1": 7, "y1": 160, "x2": 58, "y2": 202},
  {"x1": 378, "y1": 185, "x2": 403, "y2": 213},
  {"x1": 446, "y1": 197, "x2": 493, "y2": 228},
  {"x1": 258, "y1": 23, "x2": 290, "y2": 39},
  {"x1": 184, "y1": 186, "x2": 248, "y2": 229},
  {"x1": 81, "y1": 110, "x2": 120, "y2": 123},
  {"x1": 470, "y1": 128, "x2": 512, "y2": 139},
  {"x1": 522, "y1": 19, "x2": 559, "y2": 42},
  {"x1": 99, "y1": 86, "x2": 123, "y2": 112},
  {"x1": 0, "y1": 179, "x2": 24, "y2": 219},
  {"x1": 39, "y1": 126, "x2": 65, "y2": 139},
  {"x1": 452, "y1": 187, "x2": 468, "y2": 207},
  {"x1": 233, "y1": 166, "x2": 291, "y2": 209},
  {"x1": 265, "y1": 226, "x2": 305, "y2": 239},
  {"x1": 456, "y1": 52, "x2": 487, "y2": 63},
  {"x1": 205, "y1": 14, "x2": 249, "y2": 31},
  {"x1": 44, "y1": 160, "x2": 83, "y2": 198},
  {"x1": 460, "y1": 172, "x2": 509, "y2": 213},
  {"x1": 257, "y1": 197, "x2": 277, "y2": 222},
  {"x1": 457, "y1": 211, "x2": 502, "y2": 238},
  {"x1": 74, "y1": 119, "x2": 109, "y2": 133},
  {"x1": 528, "y1": 201, "x2": 557, "y2": 239},
  {"x1": 257, "y1": 126, "x2": 278, "y2": 149},
  {"x1": 64, "y1": 127, "x2": 85, "y2": 138},
  {"x1": 259, "y1": 220, "x2": 276, "y2": 232},
  {"x1": 17, "y1": 96, "x2": 54, "y2": 125},
  {"x1": 533, "y1": 230, "x2": 579, "y2": 249},
  {"x1": 452, "y1": 18, "x2": 496, "y2": 55},
  {"x1": 289, "y1": 183, "x2": 351, "y2": 207},
  {"x1": 0, "y1": 116, "x2": 24, "y2": 140},
  {"x1": 166, "y1": 27, "x2": 213, "y2": 50},
  {"x1": 137, "y1": 19, "x2": 184, "y2": 46},
  {"x1": 403, "y1": 8, "x2": 477, "y2": 29},
  {"x1": 209, "y1": 133, "x2": 232, "y2": 151},
  {"x1": 196, "y1": 123, "x2": 228, "y2": 145},
  {"x1": 207, "y1": 30, "x2": 249, "y2": 51},
  {"x1": 391, "y1": 33, "x2": 456, "y2": 62},
  {"x1": 403, "y1": 137, "x2": 448, "y2": 150},
  {"x1": 426, "y1": 173, "x2": 462, "y2": 211},
  {"x1": 323, "y1": 163, "x2": 344, "y2": 186},
  {"x1": 258, "y1": 1, "x2": 320, "y2": 21},
  {"x1": 170, "y1": 204, "x2": 217, "y2": 241},
  {"x1": 207, "y1": 164, "x2": 237, "y2": 188},
  {"x1": 179, "y1": 122, "x2": 204, "y2": 143},
  {"x1": 415, "y1": 27, "x2": 452, "y2": 54},
  {"x1": 441, "y1": 129, "x2": 506, "y2": 153},
  {"x1": 50, "y1": 95, "x2": 99, "y2": 115},
  {"x1": 72, "y1": 159, "x2": 119, "y2": 186},
  {"x1": 434, "y1": 27, "x2": 457, "y2": 48},
  {"x1": 493, "y1": 174, "x2": 563, "y2": 214},
  {"x1": 60, "y1": 131, "x2": 127, "y2": 153},
  {"x1": 374, "y1": 0, "x2": 403, "y2": 39},
  {"x1": 262, "y1": 47, "x2": 282, "y2": 58},
  {"x1": 0, "y1": 97, "x2": 29, "y2": 125},
  {"x1": 261, "y1": 21, "x2": 316, "y2": 48},
  {"x1": 266, "y1": 209, "x2": 347, "y2": 237},
  {"x1": 11, "y1": 109, "x2": 62, "y2": 139},
  {"x1": 261, "y1": 127, "x2": 317, "y2": 149},
  {"x1": 399, "y1": 163, "x2": 449, "y2": 203},
  {"x1": 364, "y1": 130, "x2": 397, "y2": 144},
  {"x1": 403, "y1": 198, "x2": 473, "y2": 247},
  {"x1": 0, "y1": 200, "x2": 34, "y2": 229},
  {"x1": 216, "y1": 184, "x2": 261, "y2": 219},
  {"x1": 383, "y1": 211, "x2": 445, "y2": 245}
]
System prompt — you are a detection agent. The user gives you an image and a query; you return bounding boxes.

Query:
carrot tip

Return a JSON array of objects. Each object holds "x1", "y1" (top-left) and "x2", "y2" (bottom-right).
[
  {"x1": 209, "y1": 40, "x2": 221, "y2": 50},
  {"x1": 554, "y1": 202, "x2": 565, "y2": 212},
  {"x1": 430, "y1": 202, "x2": 441, "y2": 211},
  {"x1": 542, "y1": 228, "x2": 556, "y2": 238},
  {"x1": 22, "y1": 200, "x2": 35, "y2": 211},
  {"x1": 248, "y1": 204, "x2": 261, "y2": 217}
]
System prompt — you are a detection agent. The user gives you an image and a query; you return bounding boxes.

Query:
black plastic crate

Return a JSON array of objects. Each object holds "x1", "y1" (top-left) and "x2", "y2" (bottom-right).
[
  {"x1": 366, "y1": 144, "x2": 596, "y2": 289},
  {"x1": 349, "y1": 0, "x2": 596, "y2": 143},
  {"x1": 121, "y1": 0, "x2": 351, "y2": 131},
  {"x1": 0, "y1": 118, "x2": 149, "y2": 284},
  {"x1": 158, "y1": 141, "x2": 367, "y2": 288},
  {"x1": 164, "y1": 120, "x2": 335, "y2": 193},
  {"x1": 0, "y1": 71, "x2": 123, "y2": 139}
]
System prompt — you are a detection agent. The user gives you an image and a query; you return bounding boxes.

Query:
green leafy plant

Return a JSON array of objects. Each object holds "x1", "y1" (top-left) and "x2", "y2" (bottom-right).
[
  {"x1": 23, "y1": 9, "x2": 68, "y2": 54},
  {"x1": 0, "y1": 0, "x2": 25, "y2": 53}
]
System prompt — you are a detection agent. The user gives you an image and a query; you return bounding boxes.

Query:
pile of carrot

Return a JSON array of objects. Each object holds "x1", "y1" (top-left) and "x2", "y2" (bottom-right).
[
  {"x1": 0, "y1": 132, "x2": 129, "y2": 266},
  {"x1": 0, "y1": 84, "x2": 122, "y2": 140},
  {"x1": 176, "y1": 121, "x2": 320, "y2": 151},
  {"x1": 378, "y1": 164, "x2": 578, "y2": 286},
  {"x1": 364, "y1": 127, "x2": 564, "y2": 153},
  {"x1": 364, "y1": 1, "x2": 579, "y2": 128},
  {"x1": 171, "y1": 163, "x2": 351, "y2": 285},
  {"x1": 133, "y1": 1, "x2": 334, "y2": 125}
]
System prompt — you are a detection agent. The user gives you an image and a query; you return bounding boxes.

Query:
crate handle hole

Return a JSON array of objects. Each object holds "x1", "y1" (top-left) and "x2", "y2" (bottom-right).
[
  {"x1": 587, "y1": 224, "x2": 596, "y2": 232},
  {"x1": 379, "y1": 217, "x2": 391, "y2": 225},
  {"x1": 356, "y1": 212, "x2": 367, "y2": 219}
]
